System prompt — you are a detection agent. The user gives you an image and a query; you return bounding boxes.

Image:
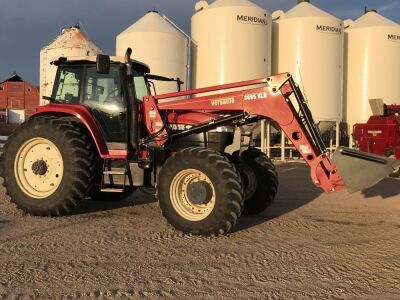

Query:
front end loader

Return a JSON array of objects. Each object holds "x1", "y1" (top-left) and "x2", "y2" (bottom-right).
[{"x1": 1, "y1": 50, "x2": 398, "y2": 235}]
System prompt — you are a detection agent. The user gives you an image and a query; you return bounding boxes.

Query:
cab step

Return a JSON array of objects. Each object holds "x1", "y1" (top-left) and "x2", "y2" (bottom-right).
[
  {"x1": 100, "y1": 187, "x2": 125, "y2": 193},
  {"x1": 101, "y1": 159, "x2": 130, "y2": 193},
  {"x1": 103, "y1": 168, "x2": 127, "y2": 175}
]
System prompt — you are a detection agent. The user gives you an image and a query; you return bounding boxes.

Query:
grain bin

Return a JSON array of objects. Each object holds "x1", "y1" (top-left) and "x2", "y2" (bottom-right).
[
  {"x1": 116, "y1": 11, "x2": 189, "y2": 95},
  {"x1": 344, "y1": 11, "x2": 400, "y2": 125},
  {"x1": 40, "y1": 26, "x2": 103, "y2": 105},
  {"x1": 272, "y1": 0, "x2": 344, "y2": 133},
  {"x1": 191, "y1": 0, "x2": 272, "y2": 89}
]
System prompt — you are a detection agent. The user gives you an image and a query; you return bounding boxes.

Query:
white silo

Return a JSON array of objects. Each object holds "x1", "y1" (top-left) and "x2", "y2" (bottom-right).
[
  {"x1": 344, "y1": 10, "x2": 400, "y2": 127},
  {"x1": 116, "y1": 11, "x2": 189, "y2": 95},
  {"x1": 40, "y1": 26, "x2": 103, "y2": 105},
  {"x1": 191, "y1": 0, "x2": 272, "y2": 89},
  {"x1": 272, "y1": 0, "x2": 344, "y2": 133}
]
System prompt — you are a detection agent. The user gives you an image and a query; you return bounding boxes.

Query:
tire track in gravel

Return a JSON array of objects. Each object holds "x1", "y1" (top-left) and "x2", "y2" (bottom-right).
[{"x1": 0, "y1": 227, "x2": 203, "y2": 255}]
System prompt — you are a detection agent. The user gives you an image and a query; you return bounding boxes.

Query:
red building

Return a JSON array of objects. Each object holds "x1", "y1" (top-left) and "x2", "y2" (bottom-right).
[{"x1": 0, "y1": 73, "x2": 39, "y2": 123}]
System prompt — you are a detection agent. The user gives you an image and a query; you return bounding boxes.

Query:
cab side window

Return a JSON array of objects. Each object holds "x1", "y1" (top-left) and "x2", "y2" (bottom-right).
[
  {"x1": 133, "y1": 71, "x2": 149, "y2": 102},
  {"x1": 53, "y1": 67, "x2": 82, "y2": 104}
]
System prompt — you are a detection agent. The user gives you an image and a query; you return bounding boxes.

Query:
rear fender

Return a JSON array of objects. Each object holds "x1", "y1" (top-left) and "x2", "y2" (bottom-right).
[{"x1": 32, "y1": 104, "x2": 111, "y2": 158}]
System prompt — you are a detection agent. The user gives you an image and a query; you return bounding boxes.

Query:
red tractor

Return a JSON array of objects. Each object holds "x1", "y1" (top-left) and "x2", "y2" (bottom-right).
[
  {"x1": 2, "y1": 49, "x2": 398, "y2": 235},
  {"x1": 353, "y1": 103, "x2": 400, "y2": 177}
]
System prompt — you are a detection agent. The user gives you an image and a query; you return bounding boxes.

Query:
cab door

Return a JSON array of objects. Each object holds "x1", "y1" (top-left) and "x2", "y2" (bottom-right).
[{"x1": 82, "y1": 66, "x2": 127, "y2": 145}]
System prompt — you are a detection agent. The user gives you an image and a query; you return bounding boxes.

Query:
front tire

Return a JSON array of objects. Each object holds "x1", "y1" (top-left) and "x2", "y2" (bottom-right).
[
  {"x1": 157, "y1": 147, "x2": 244, "y2": 236},
  {"x1": 2, "y1": 117, "x2": 97, "y2": 216}
]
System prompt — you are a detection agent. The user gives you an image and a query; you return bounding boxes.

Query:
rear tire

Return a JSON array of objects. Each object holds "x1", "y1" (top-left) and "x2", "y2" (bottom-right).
[
  {"x1": 2, "y1": 116, "x2": 97, "y2": 216},
  {"x1": 235, "y1": 148, "x2": 279, "y2": 215},
  {"x1": 157, "y1": 147, "x2": 244, "y2": 236}
]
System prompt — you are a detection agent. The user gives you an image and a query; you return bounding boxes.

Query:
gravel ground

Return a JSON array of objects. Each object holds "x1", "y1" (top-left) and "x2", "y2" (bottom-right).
[{"x1": 0, "y1": 163, "x2": 399, "y2": 299}]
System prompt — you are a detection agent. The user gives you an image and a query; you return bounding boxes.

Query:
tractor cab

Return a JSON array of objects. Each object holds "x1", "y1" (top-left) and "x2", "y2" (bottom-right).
[
  {"x1": 48, "y1": 54, "x2": 185, "y2": 151},
  {"x1": 48, "y1": 55, "x2": 150, "y2": 145}
]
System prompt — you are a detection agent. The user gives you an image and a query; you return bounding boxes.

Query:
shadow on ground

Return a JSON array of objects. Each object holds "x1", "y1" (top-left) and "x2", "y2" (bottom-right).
[
  {"x1": 60, "y1": 163, "x2": 322, "y2": 232},
  {"x1": 71, "y1": 163, "x2": 398, "y2": 233},
  {"x1": 362, "y1": 177, "x2": 400, "y2": 199},
  {"x1": 234, "y1": 162, "x2": 322, "y2": 233},
  {"x1": 71, "y1": 189, "x2": 157, "y2": 216}
]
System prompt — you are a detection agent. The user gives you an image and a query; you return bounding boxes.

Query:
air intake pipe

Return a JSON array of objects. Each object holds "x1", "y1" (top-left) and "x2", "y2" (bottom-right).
[{"x1": 125, "y1": 48, "x2": 139, "y2": 153}]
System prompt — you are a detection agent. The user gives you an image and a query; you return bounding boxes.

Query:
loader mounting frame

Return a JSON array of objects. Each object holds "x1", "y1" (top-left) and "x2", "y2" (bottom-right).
[{"x1": 141, "y1": 73, "x2": 345, "y2": 193}]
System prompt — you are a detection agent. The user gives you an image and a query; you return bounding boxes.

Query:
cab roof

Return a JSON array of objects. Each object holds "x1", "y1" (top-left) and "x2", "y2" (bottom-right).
[{"x1": 51, "y1": 55, "x2": 150, "y2": 73}]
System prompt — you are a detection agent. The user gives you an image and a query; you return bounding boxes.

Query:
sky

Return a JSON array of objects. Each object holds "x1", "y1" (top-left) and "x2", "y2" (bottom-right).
[{"x1": 0, "y1": 0, "x2": 399, "y2": 85}]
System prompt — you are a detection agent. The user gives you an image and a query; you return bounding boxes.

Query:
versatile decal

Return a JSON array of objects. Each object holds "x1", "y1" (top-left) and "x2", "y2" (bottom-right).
[{"x1": 211, "y1": 97, "x2": 235, "y2": 106}]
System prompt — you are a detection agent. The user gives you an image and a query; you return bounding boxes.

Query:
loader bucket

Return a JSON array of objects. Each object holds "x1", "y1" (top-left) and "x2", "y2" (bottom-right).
[{"x1": 331, "y1": 147, "x2": 399, "y2": 193}]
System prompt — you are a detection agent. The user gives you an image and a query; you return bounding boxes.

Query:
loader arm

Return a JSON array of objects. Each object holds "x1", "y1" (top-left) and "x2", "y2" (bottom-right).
[
  {"x1": 141, "y1": 73, "x2": 342, "y2": 193},
  {"x1": 141, "y1": 73, "x2": 398, "y2": 193}
]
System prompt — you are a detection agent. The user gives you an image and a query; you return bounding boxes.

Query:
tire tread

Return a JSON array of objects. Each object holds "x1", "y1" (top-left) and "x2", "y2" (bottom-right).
[
  {"x1": 2, "y1": 116, "x2": 97, "y2": 216},
  {"x1": 156, "y1": 147, "x2": 244, "y2": 236}
]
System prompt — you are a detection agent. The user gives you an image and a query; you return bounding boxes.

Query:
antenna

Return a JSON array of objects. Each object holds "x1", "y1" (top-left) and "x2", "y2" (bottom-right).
[
  {"x1": 364, "y1": 6, "x2": 377, "y2": 14},
  {"x1": 68, "y1": 19, "x2": 81, "y2": 30}
]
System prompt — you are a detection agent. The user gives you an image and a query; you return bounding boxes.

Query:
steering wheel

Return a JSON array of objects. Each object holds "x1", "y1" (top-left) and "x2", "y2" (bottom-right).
[
  {"x1": 103, "y1": 88, "x2": 122, "y2": 106},
  {"x1": 105, "y1": 88, "x2": 119, "y2": 99}
]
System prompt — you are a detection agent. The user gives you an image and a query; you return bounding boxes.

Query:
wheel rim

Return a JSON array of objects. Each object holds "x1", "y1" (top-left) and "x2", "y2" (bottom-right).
[
  {"x1": 14, "y1": 138, "x2": 64, "y2": 199},
  {"x1": 170, "y1": 169, "x2": 216, "y2": 221},
  {"x1": 240, "y1": 163, "x2": 257, "y2": 201}
]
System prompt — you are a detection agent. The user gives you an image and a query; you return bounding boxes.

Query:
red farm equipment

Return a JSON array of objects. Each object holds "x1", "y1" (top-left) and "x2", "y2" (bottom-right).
[
  {"x1": 1, "y1": 49, "x2": 399, "y2": 235},
  {"x1": 353, "y1": 103, "x2": 400, "y2": 177}
]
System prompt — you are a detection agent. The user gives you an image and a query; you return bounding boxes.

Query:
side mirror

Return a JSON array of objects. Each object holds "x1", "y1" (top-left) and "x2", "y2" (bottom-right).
[{"x1": 96, "y1": 54, "x2": 110, "y2": 74}]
